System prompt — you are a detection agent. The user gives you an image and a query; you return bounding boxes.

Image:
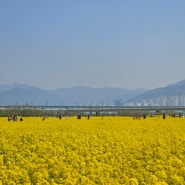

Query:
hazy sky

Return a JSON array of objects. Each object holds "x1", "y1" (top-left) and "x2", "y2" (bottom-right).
[{"x1": 1, "y1": 1, "x2": 185, "y2": 90}]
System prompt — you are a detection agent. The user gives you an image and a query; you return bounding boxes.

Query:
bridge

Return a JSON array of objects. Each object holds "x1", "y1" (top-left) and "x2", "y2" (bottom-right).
[{"x1": 1, "y1": 105, "x2": 185, "y2": 116}]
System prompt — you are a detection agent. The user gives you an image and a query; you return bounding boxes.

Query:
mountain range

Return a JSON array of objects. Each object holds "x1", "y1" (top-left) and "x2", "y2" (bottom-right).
[
  {"x1": 1, "y1": 80, "x2": 185, "y2": 106},
  {"x1": 0, "y1": 83, "x2": 148, "y2": 106},
  {"x1": 125, "y1": 80, "x2": 185, "y2": 106}
]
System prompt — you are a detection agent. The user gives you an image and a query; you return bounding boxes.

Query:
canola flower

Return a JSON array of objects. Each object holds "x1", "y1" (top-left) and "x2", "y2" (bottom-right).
[{"x1": 1, "y1": 116, "x2": 185, "y2": 184}]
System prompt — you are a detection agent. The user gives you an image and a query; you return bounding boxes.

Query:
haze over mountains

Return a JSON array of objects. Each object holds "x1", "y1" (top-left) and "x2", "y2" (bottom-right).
[
  {"x1": 1, "y1": 80, "x2": 185, "y2": 106},
  {"x1": 125, "y1": 80, "x2": 185, "y2": 106},
  {"x1": 0, "y1": 83, "x2": 148, "y2": 106}
]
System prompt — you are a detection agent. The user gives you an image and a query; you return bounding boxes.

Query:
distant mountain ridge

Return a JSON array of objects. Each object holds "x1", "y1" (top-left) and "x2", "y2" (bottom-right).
[
  {"x1": 125, "y1": 80, "x2": 185, "y2": 106},
  {"x1": 0, "y1": 83, "x2": 148, "y2": 106},
  {"x1": 2, "y1": 80, "x2": 185, "y2": 106}
]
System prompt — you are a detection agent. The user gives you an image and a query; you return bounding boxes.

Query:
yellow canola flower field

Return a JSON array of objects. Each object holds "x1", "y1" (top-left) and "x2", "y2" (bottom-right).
[{"x1": 1, "y1": 116, "x2": 185, "y2": 184}]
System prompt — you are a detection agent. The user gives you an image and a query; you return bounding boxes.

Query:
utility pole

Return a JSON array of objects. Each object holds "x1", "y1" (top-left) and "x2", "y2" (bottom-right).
[{"x1": 102, "y1": 100, "x2": 103, "y2": 120}]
